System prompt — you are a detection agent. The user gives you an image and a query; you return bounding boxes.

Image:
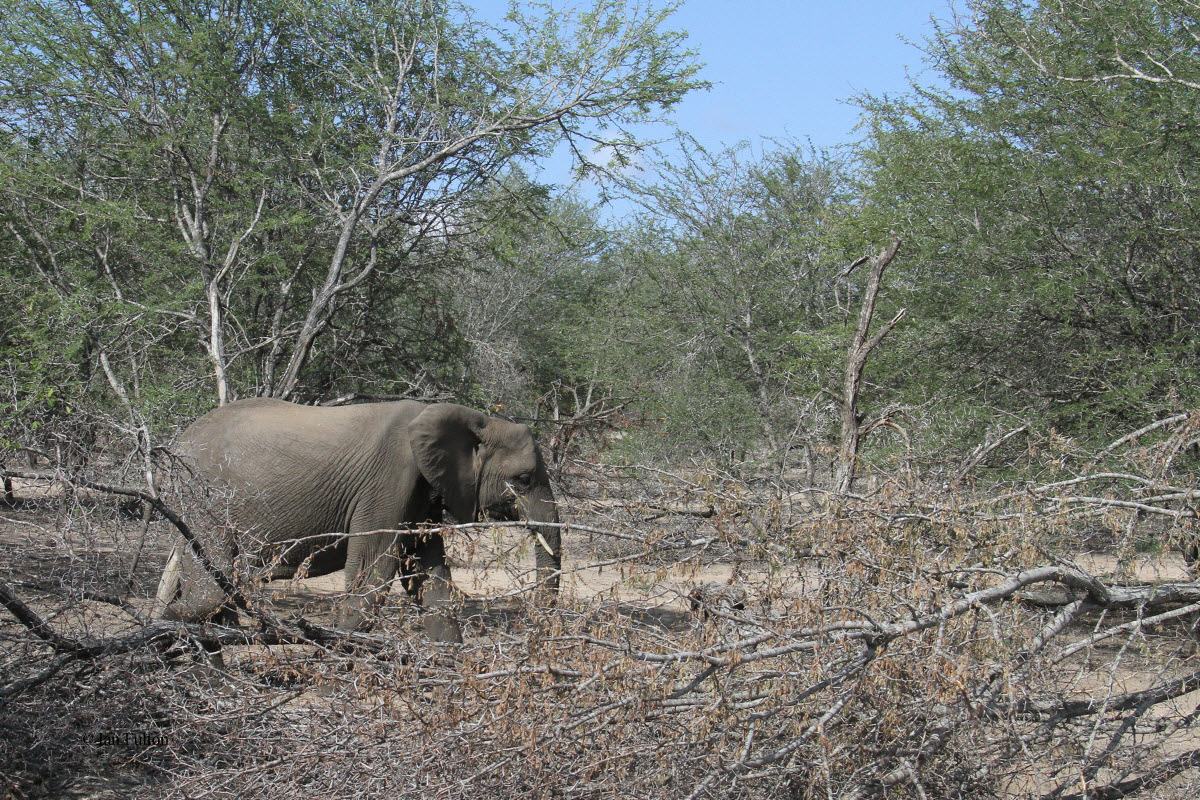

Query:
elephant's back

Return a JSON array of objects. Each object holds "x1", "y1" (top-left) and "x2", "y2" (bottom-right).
[
  {"x1": 176, "y1": 399, "x2": 427, "y2": 536},
  {"x1": 179, "y1": 398, "x2": 425, "y2": 464}
]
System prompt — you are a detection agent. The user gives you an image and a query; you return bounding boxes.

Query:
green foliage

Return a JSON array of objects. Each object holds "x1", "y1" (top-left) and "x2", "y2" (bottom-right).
[
  {"x1": 858, "y1": 0, "x2": 1200, "y2": 443},
  {"x1": 0, "y1": 0, "x2": 704, "y2": 458},
  {"x1": 546, "y1": 0, "x2": 1200, "y2": 471},
  {"x1": 5, "y1": 0, "x2": 1196, "y2": 481},
  {"x1": 579, "y1": 142, "x2": 868, "y2": 464},
  {"x1": 447, "y1": 173, "x2": 615, "y2": 409}
]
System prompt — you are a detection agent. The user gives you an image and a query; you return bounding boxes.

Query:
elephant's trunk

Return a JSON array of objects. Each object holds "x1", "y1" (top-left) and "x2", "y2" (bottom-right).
[{"x1": 524, "y1": 485, "x2": 561, "y2": 599}]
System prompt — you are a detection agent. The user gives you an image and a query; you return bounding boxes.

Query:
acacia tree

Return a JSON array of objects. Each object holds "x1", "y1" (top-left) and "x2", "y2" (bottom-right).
[
  {"x1": 447, "y1": 173, "x2": 613, "y2": 410},
  {"x1": 0, "y1": 0, "x2": 703, "y2": 449},
  {"x1": 858, "y1": 0, "x2": 1200, "y2": 443},
  {"x1": 596, "y1": 142, "x2": 867, "y2": 465}
]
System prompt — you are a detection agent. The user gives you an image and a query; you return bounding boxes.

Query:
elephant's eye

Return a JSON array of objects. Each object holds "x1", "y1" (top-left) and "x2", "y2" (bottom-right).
[{"x1": 514, "y1": 472, "x2": 533, "y2": 487}]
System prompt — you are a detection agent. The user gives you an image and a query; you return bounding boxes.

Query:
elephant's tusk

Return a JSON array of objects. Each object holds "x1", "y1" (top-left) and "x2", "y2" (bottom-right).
[{"x1": 534, "y1": 530, "x2": 556, "y2": 557}]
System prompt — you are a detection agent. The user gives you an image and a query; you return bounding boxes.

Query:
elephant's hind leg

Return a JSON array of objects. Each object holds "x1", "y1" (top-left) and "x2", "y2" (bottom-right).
[
  {"x1": 158, "y1": 548, "x2": 233, "y2": 623},
  {"x1": 157, "y1": 547, "x2": 238, "y2": 671}
]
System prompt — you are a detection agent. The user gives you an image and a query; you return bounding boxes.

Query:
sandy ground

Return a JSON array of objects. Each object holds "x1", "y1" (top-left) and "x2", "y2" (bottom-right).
[
  {"x1": 2, "y1": 473, "x2": 1194, "y2": 630},
  {"x1": 257, "y1": 524, "x2": 740, "y2": 627}
]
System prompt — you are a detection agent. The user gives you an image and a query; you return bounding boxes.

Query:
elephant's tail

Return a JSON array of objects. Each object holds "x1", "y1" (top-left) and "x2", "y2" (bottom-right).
[{"x1": 155, "y1": 545, "x2": 184, "y2": 616}]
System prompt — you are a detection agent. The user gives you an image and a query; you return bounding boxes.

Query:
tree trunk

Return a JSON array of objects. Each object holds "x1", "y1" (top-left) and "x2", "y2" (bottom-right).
[{"x1": 834, "y1": 236, "x2": 905, "y2": 495}]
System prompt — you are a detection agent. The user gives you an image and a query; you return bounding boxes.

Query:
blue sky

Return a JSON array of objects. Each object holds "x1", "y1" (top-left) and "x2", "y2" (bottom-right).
[
  {"x1": 663, "y1": 1, "x2": 950, "y2": 151},
  {"x1": 471, "y1": 1, "x2": 953, "y2": 197}
]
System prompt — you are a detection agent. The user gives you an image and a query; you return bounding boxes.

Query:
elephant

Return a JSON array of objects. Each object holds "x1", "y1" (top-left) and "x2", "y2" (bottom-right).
[{"x1": 154, "y1": 398, "x2": 562, "y2": 645}]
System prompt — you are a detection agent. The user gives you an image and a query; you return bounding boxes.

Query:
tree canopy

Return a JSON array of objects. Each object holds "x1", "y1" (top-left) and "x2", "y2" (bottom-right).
[
  {"x1": 858, "y1": 0, "x2": 1200, "y2": 438},
  {"x1": 3, "y1": 0, "x2": 1199, "y2": 470},
  {"x1": 0, "y1": 0, "x2": 703, "y2": 449}
]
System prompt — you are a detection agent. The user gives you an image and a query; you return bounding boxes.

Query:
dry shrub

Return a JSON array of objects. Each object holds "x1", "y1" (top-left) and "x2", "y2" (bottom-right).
[{"x1": 3, "y1": 417, "x2": 1200, "y2": 799}]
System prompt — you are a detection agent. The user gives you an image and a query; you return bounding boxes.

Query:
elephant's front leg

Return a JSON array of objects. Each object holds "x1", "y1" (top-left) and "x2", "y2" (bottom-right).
[
  {"x1": 411, "y1": 532, "x2": 463, "y2": 644},
  {"x1": 337, "y1": 531, "x2": 401, "y2": 632}
]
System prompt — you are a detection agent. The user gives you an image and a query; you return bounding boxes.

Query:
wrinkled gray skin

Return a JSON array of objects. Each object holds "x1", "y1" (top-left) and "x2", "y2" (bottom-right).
[{"x1": 155, "y1": 398, "x2": 561, "y2": 644}]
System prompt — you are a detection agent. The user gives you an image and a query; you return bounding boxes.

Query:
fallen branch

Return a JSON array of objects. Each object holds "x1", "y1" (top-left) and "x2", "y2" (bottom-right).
[
  {"x1": 1, "y1": 468, "x2": 255, "y2": 618},
  {"x1": 1090, "y1": 412, "x2": 1190, "y2": 466}
]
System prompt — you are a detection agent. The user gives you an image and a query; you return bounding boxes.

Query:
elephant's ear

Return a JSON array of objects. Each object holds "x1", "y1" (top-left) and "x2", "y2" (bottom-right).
[{"x1": 409, "y1": 404, "x2": 489, "y2": 523}]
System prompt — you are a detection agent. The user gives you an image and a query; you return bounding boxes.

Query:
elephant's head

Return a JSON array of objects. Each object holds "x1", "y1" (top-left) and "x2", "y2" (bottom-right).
[{"x1": 409, "y1": 404, "x2": 561, "y2": 595}]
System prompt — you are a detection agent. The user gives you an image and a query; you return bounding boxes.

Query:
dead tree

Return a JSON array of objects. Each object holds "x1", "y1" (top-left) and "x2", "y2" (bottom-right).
[{"x1": 835, "y1": 235, "x2": 906, "y2": 495}]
